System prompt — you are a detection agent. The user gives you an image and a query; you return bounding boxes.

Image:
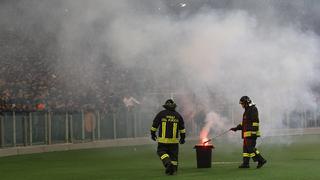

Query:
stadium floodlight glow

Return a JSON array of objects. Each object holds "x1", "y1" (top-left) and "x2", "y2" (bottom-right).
[{"x1": 180, "y1": 3, "x2": 186, "y2": 7}]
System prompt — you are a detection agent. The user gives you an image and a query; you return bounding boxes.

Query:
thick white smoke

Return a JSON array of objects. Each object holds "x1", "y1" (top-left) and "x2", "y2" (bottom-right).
[
  {"x1": 2, "y1": 0, "x2": 320, "y2": 140},
  {"x1": 173, "y1": 10, "x2": 320, "y2": 135},
  {"x1": 100, "y1": 3, "x2": 320, "y2": 136}
]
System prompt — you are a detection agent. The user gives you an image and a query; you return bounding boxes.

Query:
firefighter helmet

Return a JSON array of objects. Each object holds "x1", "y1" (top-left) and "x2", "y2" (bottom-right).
[
  {"x1": 163, "y1": 99, "x2": 177, "y2": 110},
  {"x1": 239, "y1": 96, "x2": 252, "y2": 104}
]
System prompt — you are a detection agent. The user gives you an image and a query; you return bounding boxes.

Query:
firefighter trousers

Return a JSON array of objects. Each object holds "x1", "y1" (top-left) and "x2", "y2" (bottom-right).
[
  {"x1": 242, "y1": 137, "x2": 265, "y2": 164},
  {"x1": 157, "y1": 143, "x2": 179, "y2": 171}
]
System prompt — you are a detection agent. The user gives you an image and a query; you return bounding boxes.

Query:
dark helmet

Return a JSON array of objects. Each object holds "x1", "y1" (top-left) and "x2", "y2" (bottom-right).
[
  {"x1": 163, "y1": 99, "x2": 177, "y2": 110},
  {"x1": 239, "y1": 96, "x2": 252, "y2": 105}
]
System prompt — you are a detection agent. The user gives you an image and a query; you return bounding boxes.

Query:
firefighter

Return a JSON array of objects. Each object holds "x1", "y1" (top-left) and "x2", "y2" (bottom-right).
[
  {"x1": 150, "y1": 99, "x2": 186, "y2": 175},
  {"x1": 230, "y1": 96, "x2": 267, "y2": 168}
]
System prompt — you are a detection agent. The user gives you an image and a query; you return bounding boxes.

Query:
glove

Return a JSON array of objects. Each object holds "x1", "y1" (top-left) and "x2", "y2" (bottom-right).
[
  {"x1": 179, "y1": 133, "x2": 186, "y2": 144},
  {"x1": 230, "y1": 127, "x2": 237, "y2": 132},
  {"x1": 179, "y1": 138, "x2": 185, "y2": 144},
  {"x1": 151, "y1": 131, "x2": 157, "y2": 141}
]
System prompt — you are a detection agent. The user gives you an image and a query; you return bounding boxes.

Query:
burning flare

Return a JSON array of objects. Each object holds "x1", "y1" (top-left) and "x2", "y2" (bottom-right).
[{"x1": 202, "y1": 138, "x2": 211, "y2": 145}]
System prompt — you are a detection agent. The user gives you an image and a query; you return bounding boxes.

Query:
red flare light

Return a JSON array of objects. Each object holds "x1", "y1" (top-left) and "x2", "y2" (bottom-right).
[
  {"x1": 199, "y1": 130, "x2": 214, "y2": 146},
  {"x1": 198, "y1": 138, "x2": 213, "y2": 146},
  {"x1": 202, "y1": 138, "x2": 211, "y2": 145}
]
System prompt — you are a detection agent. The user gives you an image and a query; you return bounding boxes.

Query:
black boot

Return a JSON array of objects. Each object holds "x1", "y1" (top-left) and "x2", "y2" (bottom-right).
[
  {"x1": 239, "y1": 164, "x2": 250, "y2": 168},
  {"x1": 239, "y1": 157, "x2": 250, "y2": 168},
  {"x1": 172, "y1": 165, "x2": 178, "y2": 174},
  {"x1": 257, "y1": 159, "x2": 267, "y2": 168},
  {"x1": 165, "y1": 163, "x2": 174, "y2": 175},
  {"x1": 256, "y1": 154, "x2": 267, "y2": 168}
]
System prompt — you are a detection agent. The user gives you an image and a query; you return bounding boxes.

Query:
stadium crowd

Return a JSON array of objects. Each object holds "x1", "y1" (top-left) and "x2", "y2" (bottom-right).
[
  {"x1": 0, "y1": 59, "x2": 144, "y2": 113},
  {"x1": 0, "y1": 32, "x2": 147, "y2": 112}
]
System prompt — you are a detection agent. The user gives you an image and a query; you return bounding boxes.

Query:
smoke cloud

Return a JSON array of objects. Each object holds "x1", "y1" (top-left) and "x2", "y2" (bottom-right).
[{"x1": 1, "y1": 0, "x2": 320, "y2": 140}]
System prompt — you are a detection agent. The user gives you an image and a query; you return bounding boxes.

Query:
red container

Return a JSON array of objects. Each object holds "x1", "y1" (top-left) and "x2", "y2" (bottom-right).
[{"x1": 194, "y1": 144, "x2": 214, "y2": 168}]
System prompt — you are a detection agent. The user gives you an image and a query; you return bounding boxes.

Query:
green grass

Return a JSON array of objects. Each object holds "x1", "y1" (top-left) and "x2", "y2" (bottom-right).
[{"x1": 0, "y1": 134, "x2": 320, "y2": 180}]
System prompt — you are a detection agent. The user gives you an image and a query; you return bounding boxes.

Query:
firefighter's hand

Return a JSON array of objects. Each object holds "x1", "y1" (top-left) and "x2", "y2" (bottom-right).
[
  {"x1": 179, "y1": 138, "x2": 185, "y2": 144},
  {"x1": 151, "y1": 132, "x2": 157, "y2": 141},
  {"x1": 179, "y1": 133, "x2": 186, "y2": 144},
  {"x1": 230, "y1": 127, "x2": 237, "y2": 132}
]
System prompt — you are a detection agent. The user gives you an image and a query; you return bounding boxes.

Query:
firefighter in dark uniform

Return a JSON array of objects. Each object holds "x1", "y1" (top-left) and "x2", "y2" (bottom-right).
[
  {"x1": 230, "y1": 96, "x2": 267, "y2": 168},
  {"x1": 150, "y1": 99, "x2": 186, "y2": 175}
]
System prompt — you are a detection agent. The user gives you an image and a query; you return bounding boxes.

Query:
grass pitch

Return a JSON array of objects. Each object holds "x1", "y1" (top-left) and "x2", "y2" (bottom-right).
[{"x1": 0, "y1": 134, "x2": 320, "y2": 180}]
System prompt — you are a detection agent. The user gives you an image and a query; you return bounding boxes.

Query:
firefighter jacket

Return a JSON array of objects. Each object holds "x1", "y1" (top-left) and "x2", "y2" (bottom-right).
[
  {"x1": 151, "y1": 109, "x2": 186, "y2": 144},
  {"x1": 235, "y1": 104, "x2": 260, "y2": 138}
]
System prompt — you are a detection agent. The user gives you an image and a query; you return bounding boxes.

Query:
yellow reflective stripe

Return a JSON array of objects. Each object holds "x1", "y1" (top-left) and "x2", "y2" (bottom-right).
[
  {"x1": 171, "y1": 161, "x2": 178, "y2": 165},
  {"x1": 160, "y1": 154, "x2": 169, "y2": 160},
  {"x1": 243, "y1": 131, "x2": 261, "y2": 137},
  {"x1": 252, "y1": 122, "x2": 259, "y2": 126},
  {"x1": 158, "y1": 137, "x2": 179, "y2": 143},
  {"x1": 179, "y1": 129, "x2": 186, "y2": 133},
  {"x1": 250, "y1": 153, "x2": 256, "y2": 157},
  {"x1": 161, "y1": 122, "x2": 166, "y2": 138},
  {"x1": 255, "y1": 150, "x2": 260, "y2": 154},
  {"x1": 243, "y1": 153, "x2": 250, "y2": 157},
  {"x1": 151, "y1": 127, "x2": 157, "y2": 131},
  {"x1": 244, "y1": 131, "x2": 251, "y2": 137},
  {"x1": 252, "y1": 131, "x2": 261, "y2": 136},
  {"x1": 173, "y1": 123, "x2": 177, "y2": 138}
]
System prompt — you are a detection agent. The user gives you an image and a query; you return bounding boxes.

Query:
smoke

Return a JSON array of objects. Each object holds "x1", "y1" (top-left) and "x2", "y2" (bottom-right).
[
  {"x1": 1, "y1": 0, "x2": 320, "y2": 140},
  {"x1": 200, "y1": 111, "x2": 232, "y2": 139},
  {"x1": 175, "y1": 10, "x2": 320, "y2": 136}
]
